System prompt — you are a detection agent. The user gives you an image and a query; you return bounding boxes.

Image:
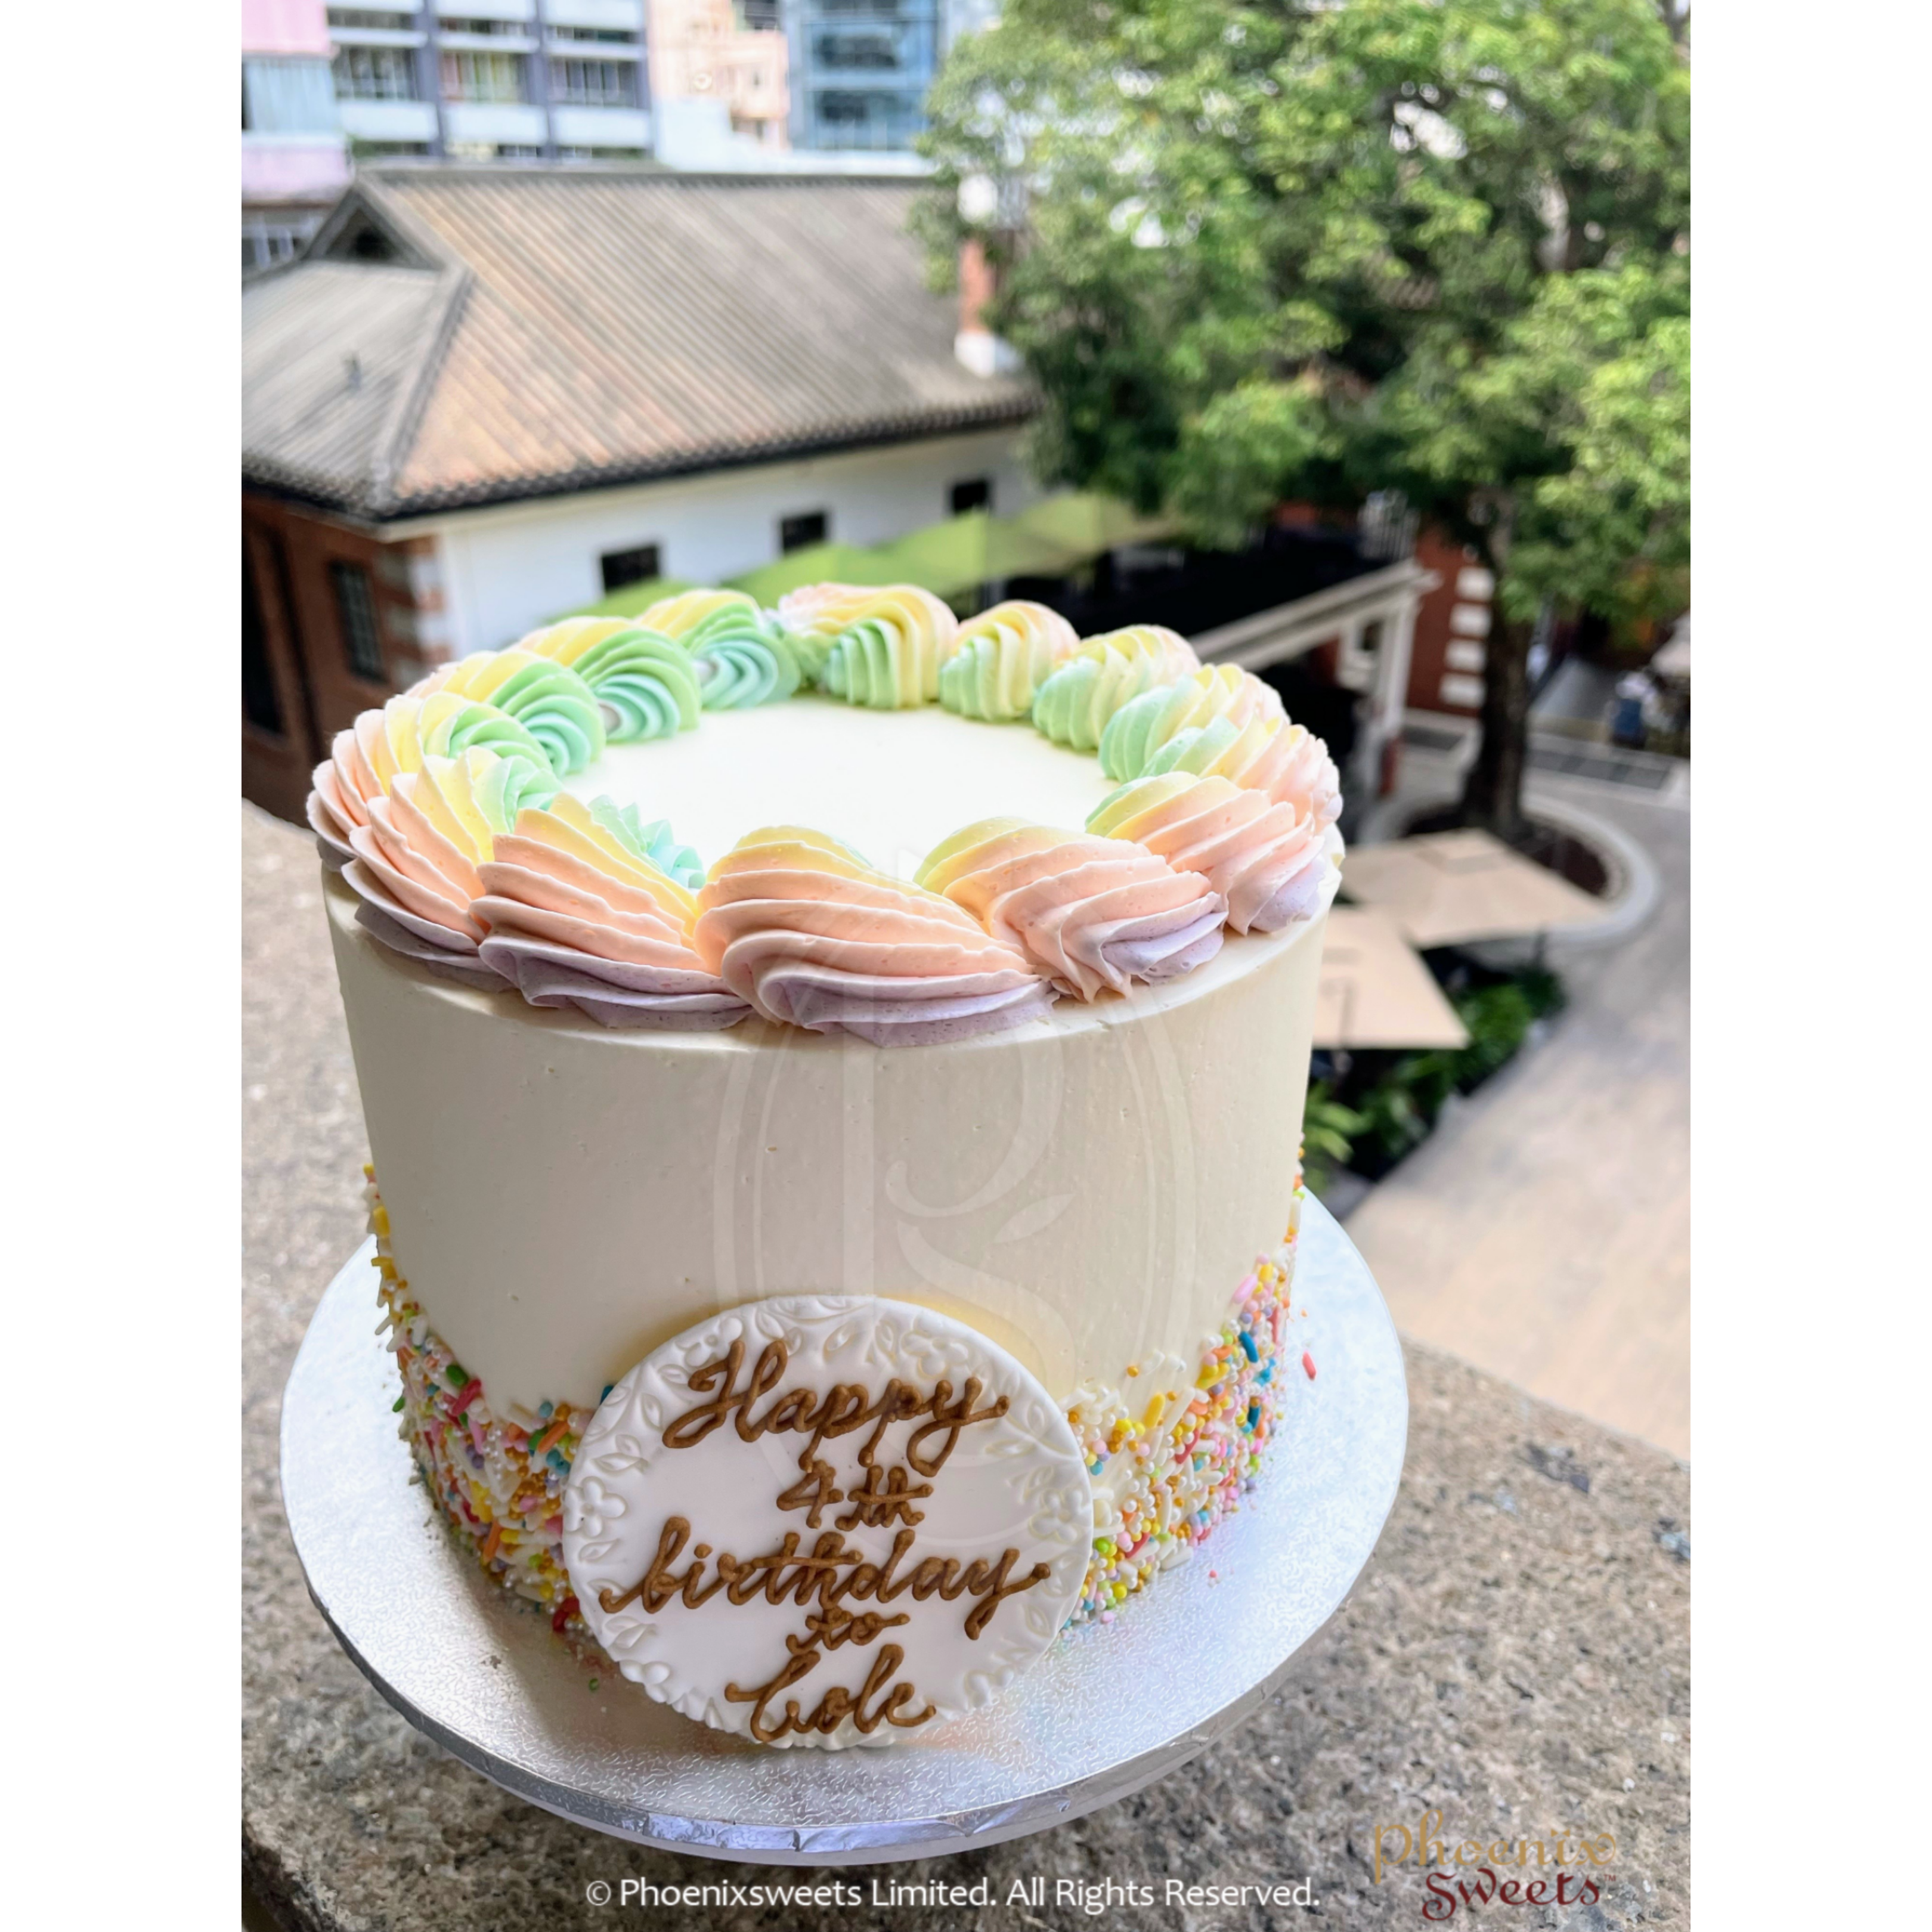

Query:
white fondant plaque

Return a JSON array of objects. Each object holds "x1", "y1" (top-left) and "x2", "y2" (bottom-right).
[{"x1": 563, "y1": 1295, "x2": 1093, "y2": 1748}]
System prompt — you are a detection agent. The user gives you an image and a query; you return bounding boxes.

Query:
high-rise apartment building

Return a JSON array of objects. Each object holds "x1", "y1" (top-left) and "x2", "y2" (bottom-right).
[
  {"x1": 326, "y1": 2, "x2": 654, "y2": 160},
  {"x1": 243, "y1": 1, "x2": 351, "y2": 269},
  {"x1": 781, "y1": 1, "x2": 990, "y2": 154},
  {"x1": 783, "y1": 0, "x2": 936, "y2": 153}
]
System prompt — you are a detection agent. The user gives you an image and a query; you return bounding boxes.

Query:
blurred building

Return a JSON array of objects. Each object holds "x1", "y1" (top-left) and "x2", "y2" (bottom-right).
[
  {"x1": 1400, "y1": 525, "x2": 1496, "y2": 720},
  {"x1": 241, "y1": 168, "x2": 1037, "y2": 817},
  {"x1": 648, "y1": 2, "x2": 789, "y2": 164},
  {"x1": 324, "y1": 2, "x2": 654, "y2": 162},
  {"x1": 243, "y1": 1, "x2": 351, "y2": 270},
  {"x1": 783, "y1": 0, "x2": 992, "y2": 154}
]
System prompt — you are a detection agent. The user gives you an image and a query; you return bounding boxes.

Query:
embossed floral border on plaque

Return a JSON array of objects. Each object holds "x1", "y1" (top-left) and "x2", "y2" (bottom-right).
[{"x1": 563, "y1": 1295, "x2": 1095, "y2": 1749}]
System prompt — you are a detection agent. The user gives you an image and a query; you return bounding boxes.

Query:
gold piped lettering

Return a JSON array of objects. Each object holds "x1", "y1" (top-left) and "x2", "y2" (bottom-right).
[{"x1": 623, "y1": 1341, "x2": 1057, "y2": 1733}]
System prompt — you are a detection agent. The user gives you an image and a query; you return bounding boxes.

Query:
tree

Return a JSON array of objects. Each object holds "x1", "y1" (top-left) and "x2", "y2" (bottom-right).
[{"x1": 918, "y1": 0, "x2": 1689, "y2": 839}]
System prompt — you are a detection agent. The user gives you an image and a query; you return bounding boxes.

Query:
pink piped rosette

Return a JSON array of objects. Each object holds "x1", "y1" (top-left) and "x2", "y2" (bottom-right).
[
  {"x1": 308, "y1": 702, "x2": 418, "y2": 871},
  {"x1": 472, "y1": 798, "x2": 750, "y2": 1031},
  {"x1": 1087, "y1": 773, "x2": 1341, "y2": 935},
  {"x1": 693, "y1": 828, "x2": 1056, "y2": 1046},
  {"x1": 916, "y1": 818, "x2": 1227, "y2": 999}
]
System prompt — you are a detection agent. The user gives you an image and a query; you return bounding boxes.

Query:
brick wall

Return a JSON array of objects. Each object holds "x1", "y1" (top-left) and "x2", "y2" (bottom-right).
[
  {"x1": 1403, "y1": 524, "x2": 1495, "y2": 718},
  {"x1": 242, "y1": 493, "x2": 450, "y2": 823}
]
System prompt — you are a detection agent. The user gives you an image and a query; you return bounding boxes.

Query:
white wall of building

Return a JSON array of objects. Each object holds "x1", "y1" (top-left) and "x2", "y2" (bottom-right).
[{"x1": 413, "y1": 428, "x2": 1039, "y2": 653}]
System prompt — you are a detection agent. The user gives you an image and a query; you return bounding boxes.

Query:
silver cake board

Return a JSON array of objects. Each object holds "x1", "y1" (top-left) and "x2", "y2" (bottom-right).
[{"x1": 280, "y1": 1195, "x2": 1408, "y2": 1866}]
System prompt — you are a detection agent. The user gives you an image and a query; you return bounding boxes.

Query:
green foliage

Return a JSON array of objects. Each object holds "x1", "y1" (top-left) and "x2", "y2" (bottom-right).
[
  {"x1": 1301, "y1": 1078, "x2": 1368, "y2": 1196},
  {"x1": 920, "y1": 0, "x2": 1690, "y2": 820}
]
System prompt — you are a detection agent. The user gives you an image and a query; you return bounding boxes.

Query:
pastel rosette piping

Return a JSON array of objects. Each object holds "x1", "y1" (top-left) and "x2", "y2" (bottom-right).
[
  {"x1": 769, "y1": 580, "x2": 854, "y2": 680},
  {"x1": 341, "y1": 748, "x2": 553, "y2": 987},
  {"x1": 781, "y1": 584, "x2": 959, "y2": 708},
  {"x1": 1145, "y1": 714, "x2": 1342, "y2": 825},
  {"x1": 916, "y1": 818, "x2": 1227, "y2": 999},
  {"x1": 936, "y1": 600, "x2": 1081, "y2": 722},
  {"x1": 1086, "y1": 773, "x2": 1342, "y2": 935},
  {"x1": 517, "y1": 618, "x2": 702, "y2": 741},
  {"x1": 693, "y1": 826, "x2": 1056, "y2": 1045},
  {"x1": 641, "y1": 589, "x2": 804, "y2": 710},
  {"x1": 1030, "y1": 625, "x2": 1202, "y2": 751},
  {"x1": 306, "y1": 693, "x2": 556, "y2": 869},
  {"x1": 473, "y1": 795, "x2": 750, "y2": 1031},
  {"x1": 1098, "y1": 664, "x2": 1284, "y2": 780},
  {"x1": 411, "y1": 648, "x2": 606, "y2": 773},
  {"x1": 308, "y1": 697, "x2": 423, "y2": 868}
]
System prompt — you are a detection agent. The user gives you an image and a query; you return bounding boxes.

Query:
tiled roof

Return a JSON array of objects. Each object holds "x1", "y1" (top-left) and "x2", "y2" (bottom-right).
[{"x1": 242, "y1": 168, "x2": 1036, "y2": 519}]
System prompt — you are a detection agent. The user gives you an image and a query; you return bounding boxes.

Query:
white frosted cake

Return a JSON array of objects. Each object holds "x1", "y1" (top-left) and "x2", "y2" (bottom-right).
[{"x1": 308, "y1": 587, "x2": 1342, "y2": 1748}]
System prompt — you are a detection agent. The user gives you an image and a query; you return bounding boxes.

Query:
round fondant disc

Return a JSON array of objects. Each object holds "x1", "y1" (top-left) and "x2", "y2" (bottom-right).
[{"x1": 564, "y1": 1295, "x2": 1094, "y2": 1749}]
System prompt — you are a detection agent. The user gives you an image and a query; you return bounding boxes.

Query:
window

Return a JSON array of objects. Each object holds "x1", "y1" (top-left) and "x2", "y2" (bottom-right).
[
  {"x1": 346, "y1": 219, "x2": 398, "y2": 260},
  {"x1": 949, "y1": 478, "x2": 992, "y2": 516},
  {"x1": 549, "y1": 24, "x2": 643, "y2": 44},
  {"x1": 242, "y1": 216, "x2": 321, "y2": 273},
  {"x1": 600, "y1": 544, "x2": 661, "y2": 595},
  {"x1": 1336, "y1": 617, "x2": 1384, "y2": 693},
  {"x1": 780, "y1": 512, "x2": 829, "y2": 553},
  {"x1": 327, "y1": 8, "x2": 414, "y2": 26},
  {"x1": 330, "y1": 561, "x2": 387, "y2": 682},
  {"x1": 550, "y1": 59, "x2": 637, "y2": 107},
  {"x1": 812, "y1": 89, "x2": 922, "y2": 149},
  {"x1": 439, "y1": 50, "x2": 526, "y2": 103},
  {"x1": 243, "y1": 57, "x2": 340, "y2": 134},
  {"x1": 243, "y1": 547, "x2": 286, "y2": 735},
  {"x1": 815, "y1": 30, "x2": 903, "y2": 70},
  {"x1": 333, "y1": 45, "x2": 418, "y2": 101}
]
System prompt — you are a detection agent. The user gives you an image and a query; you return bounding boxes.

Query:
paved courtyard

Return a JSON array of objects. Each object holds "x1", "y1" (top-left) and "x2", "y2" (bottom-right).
[{"x1": 1344, "y1": 751, "x2": 1690, "y2": 1459}]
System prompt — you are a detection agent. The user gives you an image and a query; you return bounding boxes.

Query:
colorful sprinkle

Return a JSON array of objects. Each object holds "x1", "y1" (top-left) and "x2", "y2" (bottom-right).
[{"x1": 1060, "y1": 1181, "x2": 1314, "y2": 1627}]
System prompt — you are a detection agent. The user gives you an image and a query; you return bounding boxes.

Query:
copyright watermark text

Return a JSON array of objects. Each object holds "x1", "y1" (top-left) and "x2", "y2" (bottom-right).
[{"x1": 582, "y1": 1875, "x2": 1320, "y2": 1912}]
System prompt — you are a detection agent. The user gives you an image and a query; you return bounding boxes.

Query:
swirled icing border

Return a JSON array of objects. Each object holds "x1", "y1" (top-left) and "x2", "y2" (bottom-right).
[{"x1": 308, "y1": 590, "x2": 1343, "y2": 1043}]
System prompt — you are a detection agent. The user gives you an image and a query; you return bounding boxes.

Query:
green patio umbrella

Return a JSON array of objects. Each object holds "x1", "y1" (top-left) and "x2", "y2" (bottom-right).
[
  {"x1": 725, "y1": 541, "x2": 910, "y2": 607},
  {"x1": 1007, "y1": 491, "x2": 1179, "y2": 556},
  {"x1": 875, "y1": 510, "x2": 1086, "y2": 599},
  {"x1": 558, "y1": 576, "x2": 694, "y2": 622}
]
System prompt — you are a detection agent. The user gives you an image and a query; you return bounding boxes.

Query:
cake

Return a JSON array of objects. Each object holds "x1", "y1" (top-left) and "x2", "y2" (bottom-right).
[{"x1": 308, "y1": 588, "x2": 1342, "y2": 1748}]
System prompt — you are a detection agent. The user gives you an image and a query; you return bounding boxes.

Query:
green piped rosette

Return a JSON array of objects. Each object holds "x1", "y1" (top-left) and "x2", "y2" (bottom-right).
[
  {"x1": 679, "y1": 603, "x2": 806, "y2": 710},
  {"x1": 423, "y1": 700, "x2": 561, "y2": 778},
  {"x1": 819, "y1": 620, "x2": 924, "y2": 709},
  {"x1": 1029, "y1": 656, "x2": 1111, "y2": 751},
  {"x1": 1144, "y1": 714, "x2": 1241, "y2": 780},
  {"x1": 586, "y1": 796, "x2": 705, "y2": 890},
  {"x1": 1098, "y1": 680, "x2": 1203, "y2": 780},
  {"x1": 566, "y1": 627, "x2": 702, "y2": 742},
  {"x1": 472, "y1": 742, "x2": 562, "y2": 822},
  {"x1": 470, "y1": 658, "x2": 606, "y2": 774}
]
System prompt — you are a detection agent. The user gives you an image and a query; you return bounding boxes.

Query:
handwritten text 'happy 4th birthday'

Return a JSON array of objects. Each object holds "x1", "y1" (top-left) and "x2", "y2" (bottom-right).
[{"x1": 597, "y1": 1335, "x2": 1054, "y2": 1742}]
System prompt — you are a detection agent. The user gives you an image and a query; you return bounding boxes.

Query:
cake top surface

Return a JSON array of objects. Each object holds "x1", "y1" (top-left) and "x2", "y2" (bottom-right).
[{"x1": 562, "y1": 696, "x2": 1116, "y2": 884}]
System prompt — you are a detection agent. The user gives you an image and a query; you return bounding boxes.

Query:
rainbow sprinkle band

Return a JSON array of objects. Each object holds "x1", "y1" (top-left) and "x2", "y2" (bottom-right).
[
  {"x1": 367, "y1": 1168, "x2": 1315, "y2": 1650},
  {"x1": 370, "y1": 1169, "x2": 593, "y2": 1639},
  {"x1": 1063, "y1": 1190, "x2": 1312, "y2": 1628}
]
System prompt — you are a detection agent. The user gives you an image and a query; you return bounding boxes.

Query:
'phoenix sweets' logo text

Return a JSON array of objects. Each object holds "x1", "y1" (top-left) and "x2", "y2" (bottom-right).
[{"x1": 1373, "y1": 1810, "x2": 1617, "y2": 1921}]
